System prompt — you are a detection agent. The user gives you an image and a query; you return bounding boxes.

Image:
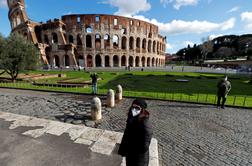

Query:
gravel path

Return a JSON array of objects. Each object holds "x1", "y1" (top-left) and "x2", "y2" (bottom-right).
[{"x1": 1, "y1": 88, "x2": 252, "y2": 166}]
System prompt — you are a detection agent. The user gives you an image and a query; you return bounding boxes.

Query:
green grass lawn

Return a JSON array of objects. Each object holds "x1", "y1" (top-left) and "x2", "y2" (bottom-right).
[{"x1": 0, "y1": 70, "x2": 251, "y2": 107}]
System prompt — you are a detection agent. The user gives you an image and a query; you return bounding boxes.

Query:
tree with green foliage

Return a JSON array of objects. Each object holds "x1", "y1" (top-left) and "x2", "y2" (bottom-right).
[
  {"x1": 0, "y1": 33, "x2": 40, "y2": 82},
  {"x1": 0, "y1": 33, "x2": 6, "y2": 75}
]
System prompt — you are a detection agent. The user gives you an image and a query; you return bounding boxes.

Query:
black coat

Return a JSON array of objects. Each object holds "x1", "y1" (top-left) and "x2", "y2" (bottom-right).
[{"x1": 118, "y1": 111, "x2": 153, "y2": 166}]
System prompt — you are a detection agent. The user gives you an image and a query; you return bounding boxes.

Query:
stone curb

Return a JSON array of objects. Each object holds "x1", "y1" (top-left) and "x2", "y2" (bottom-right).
[{"x1": 0, "y1": 111, "x2": 159, "y2": 166}]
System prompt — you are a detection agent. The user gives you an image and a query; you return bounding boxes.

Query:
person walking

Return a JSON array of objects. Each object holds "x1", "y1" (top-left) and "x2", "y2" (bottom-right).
[
  {"x1": 90, "y1": 73, "x2": 98, "y2": 95},
  {"x1": 217, "y1": 76, "x2": 231, "y2": 109},
  {"x1": 118, "y1": 98, "x2": 153, "y2": 166}
]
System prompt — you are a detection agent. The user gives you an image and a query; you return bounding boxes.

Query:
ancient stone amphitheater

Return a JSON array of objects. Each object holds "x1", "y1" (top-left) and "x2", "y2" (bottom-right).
[{"x1": 8, "y1": 0, "x2": 166, "y2": 69}]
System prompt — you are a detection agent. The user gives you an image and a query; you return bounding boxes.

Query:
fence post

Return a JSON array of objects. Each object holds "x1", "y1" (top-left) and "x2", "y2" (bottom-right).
[
  {"x1": 233, "y1": 96, "x2": 237, "y2": 106},
  {"x1": 243, "y1": 96, "x2": 247, "y2": 107}
]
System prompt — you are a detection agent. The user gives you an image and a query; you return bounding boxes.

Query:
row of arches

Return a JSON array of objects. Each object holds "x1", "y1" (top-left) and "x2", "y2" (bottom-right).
[
  {"x1": 47, "y1": 54, "x2": 165, "y2": 68},
  {"x1": 42, "y1": 33, "x2": 166, "y2": 53}
]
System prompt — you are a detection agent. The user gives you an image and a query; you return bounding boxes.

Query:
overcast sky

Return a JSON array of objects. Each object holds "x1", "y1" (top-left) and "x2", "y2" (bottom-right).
[{"x1": 0, "y1": 0, "x2": 252, "y2": 53}]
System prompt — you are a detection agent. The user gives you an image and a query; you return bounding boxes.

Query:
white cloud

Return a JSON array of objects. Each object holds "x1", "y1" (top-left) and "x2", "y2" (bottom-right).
[
  {"x1": 160, "y1": 0, "x2": 198, "y2": 10},
  {"x1": 174, "y1": 0, "x2": 198, "y2": 10},
  {"x1": 103, "y1": 0, "x2": 151, "y2": 16},
  {"x1": 0, "y1": 0, "x2": 7, "y2": 8},
  {"x1": 184, "y1": 41, "x2": 194, "y2": 47},
  {"x1": 227, "y1": 6, "x2": 240, "y2": 13},
  {"x1": 133, "y1": 15, "x2": 235, "y2": 35},
  {"x1": 160, "y1": 0, "x2": 172, "y2": 8},
  {"x1": 241, "y1": 12, "x2": 252, "y2": 30},
  {"x1": 241, "y1": 12, "x2": 252, "y2": 22},
  {"x1": 208, "y1": 34, "x2": 223, "y2": 40},
  {"x1": 166, "y1": 43, "x2": 173, "y2": 49}
]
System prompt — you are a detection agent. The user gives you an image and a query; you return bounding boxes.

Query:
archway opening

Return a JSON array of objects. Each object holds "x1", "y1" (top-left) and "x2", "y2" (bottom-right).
[
  {"x1": 113, "y1": 55, "x2": 119, "y2": 67},
  {"x1": 121, "y1": 56, "x2": 126, "y2": 66},
  {"x1": 105, "y1": 56, "x2": 110, "y2": 67},
  {"x1": 64, "y1": 55, "x2": 70, "y2": 67},
  {"x1": 129, "y1": 56, "x2": 133, "y2": 67},
  {"x1": 135, "y1": 56, "x2": 140, "y2": 67},
  {"x1": 87, "y1": 55, "x2": 93, "y2": 67},
  {"x1": 95, "y1": 54, "x2": 102, "y2": 67}
]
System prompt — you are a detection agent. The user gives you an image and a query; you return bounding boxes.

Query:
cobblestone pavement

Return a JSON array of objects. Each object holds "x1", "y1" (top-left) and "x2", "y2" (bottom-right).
[{"x1": 1, "y1": 89, "x2": 252, "y2": 166}]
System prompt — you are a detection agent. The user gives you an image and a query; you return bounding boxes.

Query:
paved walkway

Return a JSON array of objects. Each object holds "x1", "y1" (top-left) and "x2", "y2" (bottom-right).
[
  {"x1": 1, "y1": 89, "x2": 252, "y2": 166},
  {"x1": 0, "y1": 89, "x2": 159, "y2": 166}
]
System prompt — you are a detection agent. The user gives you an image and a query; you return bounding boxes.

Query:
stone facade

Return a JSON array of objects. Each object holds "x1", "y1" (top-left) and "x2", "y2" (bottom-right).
[{"x1": 8, "y1": 0, "x2": 166, "y2": 68}]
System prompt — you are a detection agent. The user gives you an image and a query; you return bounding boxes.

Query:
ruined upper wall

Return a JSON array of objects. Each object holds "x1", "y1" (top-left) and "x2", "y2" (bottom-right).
[{"x1": 61, "y1": 14, "x2": 164, "y2": 40}]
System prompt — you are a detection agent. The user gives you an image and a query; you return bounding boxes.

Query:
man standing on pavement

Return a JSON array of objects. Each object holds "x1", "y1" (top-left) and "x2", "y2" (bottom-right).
[
  {"x1": 90, "y1": 73, "x2": 98, "y2": 95},
  {"x1": 217, "y1": 76, "x2": 231, "y2": 109}
]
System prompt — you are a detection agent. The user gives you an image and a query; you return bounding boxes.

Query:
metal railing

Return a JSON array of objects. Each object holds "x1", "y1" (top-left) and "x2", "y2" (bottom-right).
[{"x1": 0, "y1": 82, "x2": 251, "y2": 108}]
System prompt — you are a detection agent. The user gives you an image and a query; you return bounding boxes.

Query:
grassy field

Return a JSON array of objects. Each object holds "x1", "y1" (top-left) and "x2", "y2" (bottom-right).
[{"x1": 0, "y1": 70, "x2": 251, "y2": 107}]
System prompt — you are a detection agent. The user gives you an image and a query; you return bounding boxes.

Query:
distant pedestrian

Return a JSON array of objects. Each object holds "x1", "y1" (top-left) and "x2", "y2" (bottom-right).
[
  {"x1": 128, "y1": 65, "x2": 131, "y2": 71},
  {"x1": 217, "y1": 76, "x2": 231, "y2": 109},
  {"x1": 118, "y1": 98, "x2": 153, "y2": 166},
  {"x1": 90, "y1": 73, "x2": 98, "y2": 95}
]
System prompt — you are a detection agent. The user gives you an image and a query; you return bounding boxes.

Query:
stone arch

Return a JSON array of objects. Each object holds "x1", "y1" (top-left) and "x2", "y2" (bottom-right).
[
  {"x1": 95, "y1": 34, "x2": 101, "y2": 49},
  {"x1": 95, "y1": 54, "x2": 102, "y2": 67},
  {"x1": 77, "y1": 55, "x2": 84, "y2": 67},
  {"x1": 152, "y1": 57, "x2": 155, "y2": 67},
  {"x1": 44, "y1": 35, "x2": 49, "y2": 44},
  {"x1": 142, "y1": 38, "x2": 146, "y2": 50},
  {"x1": 156, "y1": 58, "x2": 159, "y2": 66},
  {"x1": 113, "y1": 35, "x2": 119, "y2": 49},
  {"x1": 147, "y1": 57, "x2": 151, "y2": 67},
  {"x1": 53, "y1": 55, "x2": 60, "y2": 67},
  {"x1": 87, "y1": 55, "x2": 93, "y2": 67},
  {"x1": 129, "y1": 36, "x2": 134, "y2": 50},
  {"x1": 113, "y1": 55, "x2": 119, "y2": 67},
  {"x1": 121, "y1": 36, "x2": 127, "y2": 50},
  {"x1": 69, "y1": 34, "x2": 74, "y2": 43},
  {"x1": 35, "y1": 26, "x2": 42, "y2": 43},
  {"x1": 86, "y1": 35, "x2": 92, "y2": 48},
  {"x1": 77, "y1": 34, "x2": 82, "y2": 46},
  {"x1": 121, "y1": 55, "x2": 126, "y2": 67},
  {"x1": 52, "y1": 32, "x2": 58, "y2": 43},
  {"x1": 86, "y1": 26, "x2": 93, "y2": 33},
  {"x1": 153, "y1": 41, "x2": 156, "y2": 53},
  {"x1": 136, "y1": 37, "x2": 140, "y2": 48},
  {"x1": 64, "y1": 55, "x2": 70, "y2": 67},
  {"x1": 104, "y1": 34, "x2": 110, "y2": 49},
  {"x1": 141, "y1": 57, "x2": 145, "y2": 67},
  {"x1": 148, "y1": 40, "x2": 152, "y2": 53},
  {"x1": 105, "y1": 55, "x2": 110, "y2": 67},
  {"x1": 135, "y1": 56, "x2": 140, "y2": 67},
  {"x1": 157, "y1": 41, "x2": 160, "y2": 54},
  {"x1": 129, "y1": 56, "x2": 134, "y2": 67}
]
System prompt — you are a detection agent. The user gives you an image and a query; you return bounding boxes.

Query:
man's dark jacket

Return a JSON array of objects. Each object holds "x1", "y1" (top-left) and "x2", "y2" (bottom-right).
[{"x1": 118, "y1": 111, "x2": 153, "y2": 166}]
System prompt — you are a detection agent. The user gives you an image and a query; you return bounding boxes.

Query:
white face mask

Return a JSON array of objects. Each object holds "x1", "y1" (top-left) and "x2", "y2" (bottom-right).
[{"x1": 131, "y1": 108, "x2": 141, "y2": 117}]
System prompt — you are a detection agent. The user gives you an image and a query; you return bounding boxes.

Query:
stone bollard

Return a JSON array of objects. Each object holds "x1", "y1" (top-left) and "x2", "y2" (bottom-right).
[
  {"x1": 107, "y1": 89, "x2": 115, "y2": 108},
  {"x1": 115, "y1": 84, "x2": 123, "y2": 101},
  {"x1": 91, "y1": 97, "x2": 102, "y2": 121}
]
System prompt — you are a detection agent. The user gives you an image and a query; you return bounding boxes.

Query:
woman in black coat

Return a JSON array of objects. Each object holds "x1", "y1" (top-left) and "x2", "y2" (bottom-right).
[{"x1": 118, "y1": 98, "x2": 153, "y2": 166}]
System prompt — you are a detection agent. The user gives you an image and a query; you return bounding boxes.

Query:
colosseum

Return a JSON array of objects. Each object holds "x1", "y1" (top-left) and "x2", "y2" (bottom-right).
[{"x1": 7, "y1": 0, "x2": 166, "y2": 69}]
